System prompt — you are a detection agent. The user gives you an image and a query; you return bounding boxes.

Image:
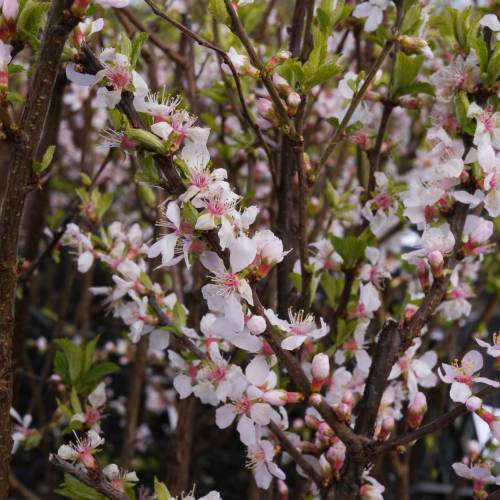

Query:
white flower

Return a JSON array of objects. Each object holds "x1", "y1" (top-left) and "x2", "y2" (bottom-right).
[
  {"x1": 246, "y1": 438, "x2": 285, "y2": 489},
  {"x1": 201, "y1": 247, "x2": 254, "y2": 331},
  {"x1": 475, "y1": 334, "x2": 500, "y2": 358},
  {"x1": 452, "y1": 462, "x2": 496, "y2": 483},
  {"x1": 353, "y1": 0, "x2": 390, "y2": 32},
  {"x1": 388, "y1": 338, "x2": 437, "y2": 402},
  {"x1": 265, "y1": 308, "x2": 329, "y2": 351},
  {"x1": 467, "y1": 103, "x2": 500, "y2": 150},
  {"x1": 402, "y1": 223, "x2": 455, "y2": 264},
  {"x1": 222, "y1": 47, "x2": 259, "y2": 78},
  {"x1": 480, "y1": 14, "x2": 500, "y2": 41},
  {"x1": 438, "y1": 350, "x2": 499, "y2": 403}
]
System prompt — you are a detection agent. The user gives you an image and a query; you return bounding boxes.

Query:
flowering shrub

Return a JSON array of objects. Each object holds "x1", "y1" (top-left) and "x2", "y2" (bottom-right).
[{"x1": 1, "y1": 0, "x2": 500, "y2": 499}]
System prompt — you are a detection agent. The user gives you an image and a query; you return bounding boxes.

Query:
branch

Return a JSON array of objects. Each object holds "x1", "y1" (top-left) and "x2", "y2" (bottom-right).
[
  {"x1": 269, "y1": 421, "x2": 326, "y2": 489},
  {"x1": 314, "y1": 40, "x2": 395, "y2": 179},
  {"x1": 49, "y1": 454, "x2": 130, "y2": 500},
  {"x1": 149, "y1": 294, "x2": 205, "y2": 359},
  {"x1": 141, "y1": 0, "x2": 274, "y2": 166},
  {"x1": 374, "y1": 386, "x2": 499, "y2": 455}
]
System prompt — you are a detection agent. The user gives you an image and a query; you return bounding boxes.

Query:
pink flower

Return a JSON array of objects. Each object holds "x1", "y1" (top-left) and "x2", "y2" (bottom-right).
[{"x1": 438, "y1": 350, "x2": 499, "y2": 403}]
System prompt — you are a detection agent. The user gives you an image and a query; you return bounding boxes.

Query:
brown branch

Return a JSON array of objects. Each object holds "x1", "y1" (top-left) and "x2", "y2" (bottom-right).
[
  {"x1": 0, "y1": 0, "x2": 80, "y2": 494},
  {"x1": 141, "y1": 0, "x2": 275, "y2": 167},
  {"x1": 269, "y1": 421, "x2": 326, "y2": 489},
  {"x1": 374, "y1": 385, "x2": 499, "y2": 455},
  {"x1": 49, "y1": 454, "x2": 130, "y2": 500},
  {"x1": 314, "y1": 40, "x2": 395, "y2": 179},
  {"x1": 149, "y1": 294, "x2": 205, "y2": 359}
]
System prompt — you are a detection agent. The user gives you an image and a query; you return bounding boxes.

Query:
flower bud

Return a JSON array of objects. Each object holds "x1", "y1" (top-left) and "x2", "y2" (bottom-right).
[
  {"x1": 263, "y1": 390, "x2": 303, "y2": 405},
  {"x1": 247, "y1": 315, "x2": 266, "y2": 335},
  {"x1": 286, "y1": 92, "x2": 301, "y2": 116},
  {"x1": 408, "y1": 392, "x2": 428, "y2": 429},
  {"x1": 427, "y1": 250, "x2": 444, "y2": 278},
  {"x1": 273, "y1": 73, "x2": 293, "y2": 97},
  {"x1": 326, "y1": 440, "x2": 346, "y2": 473},
  {"x1": 377, "y1": 416, "x2": 394, "y2": 442},
  {"x1": 309, "y1": 393, "x2": 323, "y2": 407},
  {"x1": 260, "y1": 238, "x2": 284, "y2": 264},
  {"x1": 399, "y1": 36, "x2": 433, "y2": 59},
  {"x1": 2, "y1": 0, "x2": 19, "y2": 22},
  {"x1": 319, "y1": 453, "x2": 333, "y2": 480},
  {"x1": 264, "y1": 50, "x2": 291, "y2": 74},
  {"x1": 311, "y1": 353, "x2": 330, "y2": 392},
  {"x1": 256, "y1": 98, "x2": 277, "y2": 122},
  {"x1": 305, "y1": 414, "x2": 321, "y2": 430},
  {"x1": 277, "y1": 479, "x2": 289, "y2": 500},
  {"x1": 466, "y1": 396, "x2": 483, "y2": 412}
]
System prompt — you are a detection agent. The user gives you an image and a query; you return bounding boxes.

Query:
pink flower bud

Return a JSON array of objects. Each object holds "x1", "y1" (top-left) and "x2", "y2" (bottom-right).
[
  {"x1": 262, "y1": 389, "x2": 287, "y2": 405},
  {"x1": 326, "y1": 440, "x2": 346, "y2": 472},
  {"x1": 247, "y1": 315, "x2": 266, "y2": 335},
  {"x1": 286, "y1": 92, "x2": 301, "y2": 116},
  {"x1": 312, "y1": 353, "x2": 330, "y2": 381},
  {"x1": 427, "y1": 250, "x2": 444, "y2": 277},
  {"x1": 319, "y1": 454, "x2": 332, "y2": 479},
  {"x1": 377, "y1": 416, "x2": 394, "y2": 442},
  {"x1": 292, "y1": 418, "x2": 304, "y2": 430},
  {"x1": 309, "y1": 393, "x2": 323, "y2": 407},
  {"x1": 466, "y1": 396, "x2": 483, "y2": 412},
  {"x1": 273, "y1": 73, "x2": 292, "y2": 96},
  {"x1": 2, "y1": 0, "x2": 19, "y2": 22},
  {"x1": 277, "y1": 479, "x2": 288, "y2": 500},
  {"x1": 261, "y1": 238, "x2": 284, "y2": 264},
  {"x1": 305, "y1": 414, "x2": 321, "y2": 430},
  {"x1": 256, "y1": 98, "x2": 274, "y2": 118},
  {"x1": 408, "y1": 392, "x2": 428, "y2": 429}
]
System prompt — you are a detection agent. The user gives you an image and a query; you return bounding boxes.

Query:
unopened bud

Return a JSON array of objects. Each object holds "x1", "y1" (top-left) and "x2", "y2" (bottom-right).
[
  {"x1": 377, "y1": 416, "x2": 394, "y2": 442},
  {"x1": 408, "y1": 392, "x2": 428, "y2": 429},
  {"x1": 427, "y1": 250, "x2": 444, "y2": 278},
  {"x1": 2, "y1": 0, "x2": 19, "y2": 22},
  {"x1": 311, "y1": 353, "x2": 330, "y2": 392},
  {"x1": 263, "y1": 389, "x2": 303, "y2": 405},
  {"x1": 286, "y1": 92, "x2": 301, "y2": 116},
  {"x1": 256, "y1": 98, "x2": 278, "y2": 124},
  {"x1": 466, "y1": 396, "x2": 483, "y2": 412},
  {"x1": 309, "y1": 393, "x2": 323, "y2": 407},
  {"x1": 305, "y1": 414, "x2": 321, "y2": 430},
  {"x1": 247, "y1": 315, "x2": 266, "y2": 335},
  {"x1": 273, "y1": 73, "x2": 293, "y2": 96},
  {"x1": 326, "y1": 440, "x2": 346, "y2": 472},
  {"x1": 319, "y1": 454, "x2": 333, "y2": 480},
  {"x1": 399, "y1": 36, "x2": 433, "y2": 59},
  {"x1": 264, "y1": 50, "x2": 291, "y2": 74},
  {"x1": 277, "y1": 479, "x2": 289, "y2": 500}
]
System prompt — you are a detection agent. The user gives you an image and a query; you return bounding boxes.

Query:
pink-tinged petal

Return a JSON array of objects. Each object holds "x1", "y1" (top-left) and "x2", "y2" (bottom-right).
[
  {"x1": 450, "y1": 382, "x2": 472, "y2": 403},
  {"x1": 463, "y1": 350, "x2": 483, "y2": 374},
  {"x1": 237, "y1": 415, "x2": 257, "y2": 446},
  {"x1": 254, "y1": 462, "x2": 272, "y2": 489},
  {"x1": 77, "y1": 251, "x2": 94, "y2": 273},
  {"x1": 66, "y1": 63, "x2": 99, "y2": 86},
  {"x1": 388, "y1": 364, "x2": 402, "y2": 381},
  {"x1": 438, "y1": 364, "x2": 457, "y2": 383},
  {"x1": 173, "y1": 374, "x2": 193, "y2": 399},
  {"x1": 148, "y1": 329, "x2": 170, "y2": 350},
  {"x1": 246, "y1": 355, "x2": 270, "y2": 385},
  {"x1": 251, "y1": 403, "x2": 272, "y2": 425},
  {"x1": 215, "y1": 405, "x2": 236, "y2": 429},
  {"x1": 224, "y1": 294, "x2": 245, "y2": 332},
  {"x1": 355, "y1": 350, "x2": 372, "y2": 373},
  {"x1": 229, "y1": 236, "x2": 257, "y2": 273},
  {"x1": 473, "y1": 376, "x2": 500, "y2": 387},
  {"x1": 165, "y1": 201, "x2": 181, "y2": 228},
  {"x1": 267, "y1": 461, "x2": 286, "y2": 480},
  {"x1": 200, "y1": 251, "x2": 226, "y2": 275},
  {"x1": 281, "y1": 335, "x2": 306, "y2": 351},
  {"x1": 195, "y1": 212, "x2": 216, "y2": 230},
  {"x1": 452, "y1": 462, "x2": 472, "y2": 479}
]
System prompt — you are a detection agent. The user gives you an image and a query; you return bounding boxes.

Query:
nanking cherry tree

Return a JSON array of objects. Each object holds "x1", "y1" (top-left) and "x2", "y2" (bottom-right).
[{"x1": 0, "y1": 0, "x2": 500, "y2": 498}]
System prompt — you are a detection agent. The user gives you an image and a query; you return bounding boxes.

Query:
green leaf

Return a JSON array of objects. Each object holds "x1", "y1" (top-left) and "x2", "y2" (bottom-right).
[
  {"x1": 154, "y1": 477, "x2": 171, "y2": 500},
  {"x1": 55, "y1": 475, "x2": 107, "y2": 500},
  {"x1": 117, "y1": 32, "x2": 132, "y2": 58},
  {"x1": 54, "y1": 351, "x2": 71, "y2": 386},
  {"x1": 208, "y1": 0, "x2": 229, "y2": 24},
  {"x1": 55, "y1": 339, "x2": 83, "y2": 384},
  {"x1": 79, "y1": 362, "x2": 119, "y2": 394},
  {"x1": 70, "y1": 387, "x2": 83, "y2": 414},
  {"x1": 329, "y1": 234, "x2": 369, "y2": 270},
  {"x1": 95, "y1": 192, "x2": 113, "y2": 219},
  {"x1": 137, "y1": 183, "x2": 157, "y2": 208},
  {"x1": 33, "y1": 146, "x2": 56, "y2": 173},
  {"x1": 394, "y1": 81, "x2": 435, "y2": 97},
  {"x1": 400, "y1": 5, "x2": 422, "y2": 35},
  {"x1": 391, "y1": 52, "x2": 424, "y2": 98},
  {"x1": 131, "y1": 32, "x2": 149, "y2": 68},
  {"x1": 126, "y1": 128, "x2": 166, "y2": 154},
  {"x1": 16, "y1": 0, "x2": 48, "y2": 40},
  {"x1": 135, "y1": 151, "x2": 162, "y2": 185},
  {"x1": 320, "y1": 272, "x2": 342, "y2": 308},
  {"x1": 302, "y1": 59, "x2": 341, "y2": 92},
  {"x1": 454, "y1": 91, "x2": 475, "y2": 136},
  {"x1": 486, "y1": 45, "x2": 500, "y2": 86}
]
